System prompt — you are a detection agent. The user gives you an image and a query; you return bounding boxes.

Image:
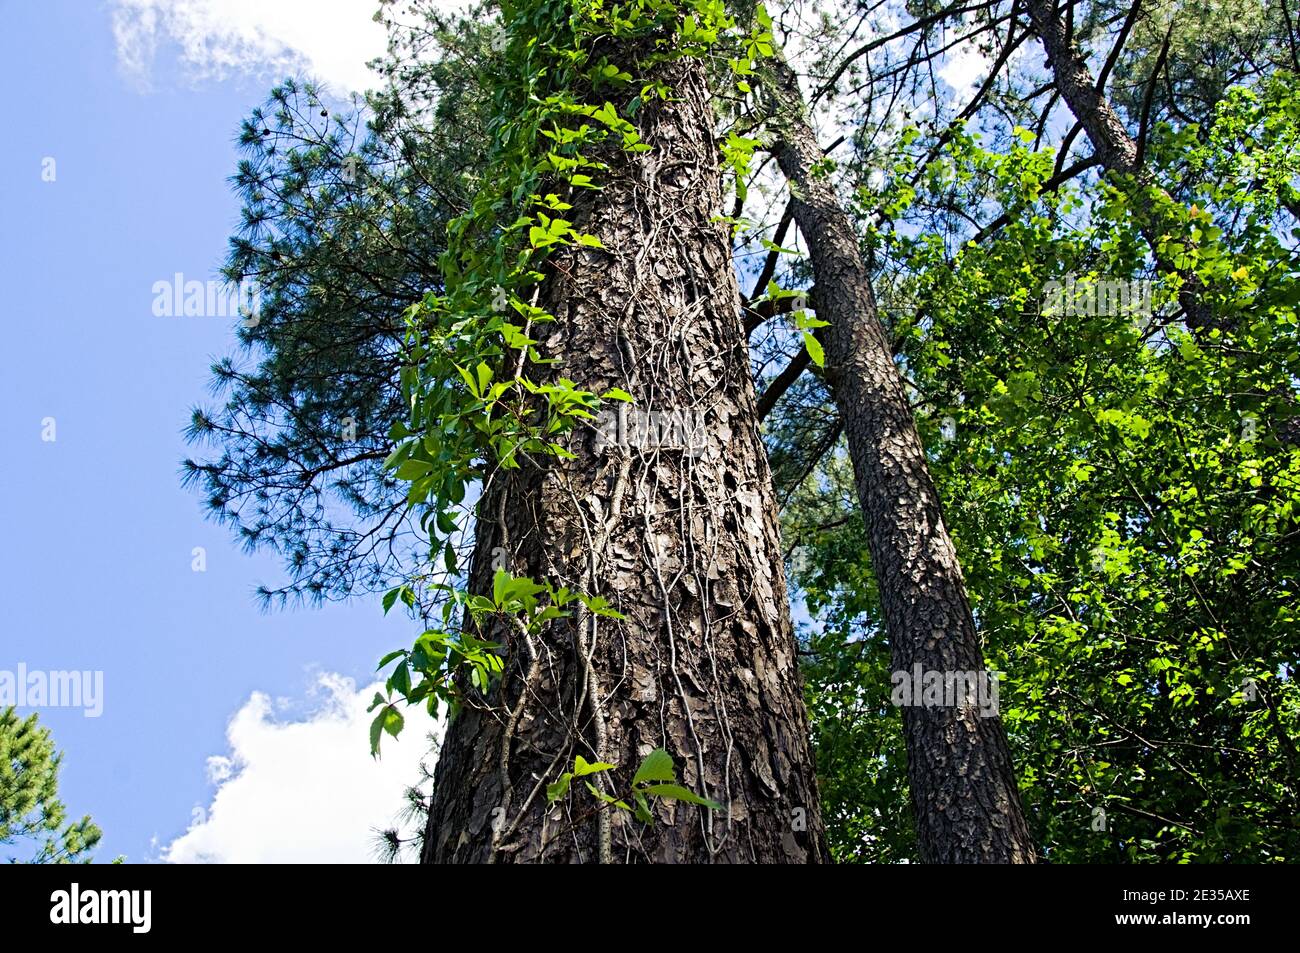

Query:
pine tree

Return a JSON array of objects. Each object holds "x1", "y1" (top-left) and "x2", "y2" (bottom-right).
[
  {"x1": 0, "y1": 707, "x2": 105, "y2": 864},
  {"x1": 399, "y1": 0, "x2": 828, "y2": 863},
  {"x1": 762, "y1": 49, "x2": 1037, "y2": 863}
]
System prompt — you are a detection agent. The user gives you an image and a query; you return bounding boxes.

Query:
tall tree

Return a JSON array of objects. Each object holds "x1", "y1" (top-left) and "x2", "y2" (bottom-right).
[
  {"x1": 183, "y1": 71, "x2": 480, "y2": 606},
  {"x1": 761, "y1": 49, "x2": 1037, "y2": 863},
  {"x1": 780, "y1": 54, "x2": 1300, "y2": 862},
  {"x1": 383, "y1": 0, "x2": 828, "y2": 862},
  {"x1": 188, "y1": 0, "x2": 1299, "y2": 864},
  {"x1": 1022, "y1": 0, "x2": 1222, "y2": 332}
]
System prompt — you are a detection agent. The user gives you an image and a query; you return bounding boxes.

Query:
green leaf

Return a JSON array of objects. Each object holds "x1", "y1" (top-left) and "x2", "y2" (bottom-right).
[
  {"x1": 760, "y1": 237, "x2": 800, "y2": 255},
  {"x1": 381, "y1": 586, "x2": 406, "y2": 615},
  {"x1": 546, "y1": 772, "x2": 573, "y2": 802},
  {"x1": 376, "y1": 650, "x2": 405, "y2": 670},
  {"x1": 369, "y1": 708, "x2": 386, "y2": 758},
  {"x1": 584, "y1": 781, "x2": 630, "y2": 809},
  {"x1": 573, "y1": 755, "x2": 616, "y2": 777},
  {"x1": 633, "y1": 789, "x2": 653, "y2": 824},
  {"x1": 389, "y1": 661, "x2": 412, "y2": 697},
  {"x1": 803, "y1": 331, "x2": 825, "y2": 367},
  {"x1": 394, "y1": 460, "x2": 433, "y2": 481},
  {"x1": 579, "y1": 593, "x2": 626, "y2": 619},
  {"x1": 436, "y1": 509, "x2": 458, "y2": 535},
  {"x1": 455, "y1": 363, "x2": 481, "y2": 397},
  {"x1": 383, "y1": 706, "x2": 404, "y2": 739},
  {"x1": 632, "y1": 747, "x2": 676, "y2": 785},
  {"x1": 642, "y1": 783, "x2": 723, "y2": 810}
]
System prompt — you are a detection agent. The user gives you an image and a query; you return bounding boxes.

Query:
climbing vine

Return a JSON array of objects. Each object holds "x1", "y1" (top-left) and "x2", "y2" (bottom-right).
[{"x1": 368, "y1": 0, "x2": 775, "y2": 828}]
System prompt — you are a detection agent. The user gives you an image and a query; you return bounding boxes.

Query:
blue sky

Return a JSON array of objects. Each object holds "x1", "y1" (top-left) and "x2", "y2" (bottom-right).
[{"x1": 0, "y1": 0, "x2": 438, "y2": 863}]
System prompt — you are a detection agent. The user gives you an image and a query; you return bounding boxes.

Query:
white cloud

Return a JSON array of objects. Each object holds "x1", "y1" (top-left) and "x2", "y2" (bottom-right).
[
  {"x1": 110, "y1": 0, "x2": 391, "y2": 95},
  {"x1": 162, "y1": 672, "x2": 441, "y2": 864},
  {"x1": 937, "y1": 36, "x2": 994, "y2": 109}
]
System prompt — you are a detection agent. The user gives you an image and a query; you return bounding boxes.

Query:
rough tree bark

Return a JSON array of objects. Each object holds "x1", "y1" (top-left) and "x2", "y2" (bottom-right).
[
  {"x1": 766, "y1": 54, "x2": 1038, "y2": 863},
  {"x1": 1024, "y1": 0, "x2": 1142, "y2": 176},
  {"x1": 421, "y1": 42, "x2": 826, "y2": 864}
]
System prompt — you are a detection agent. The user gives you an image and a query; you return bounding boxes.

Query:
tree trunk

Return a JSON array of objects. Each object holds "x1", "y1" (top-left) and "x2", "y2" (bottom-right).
[
  {"x1": 767, "y1": 54, "x2": 1038, "y2": 864},
  {"x1": 1024, "y1": 0, "x2": 1140, "y2": 176},
  {"x1": 421, "y1": 46, "x2": 826, "y2": 864}
]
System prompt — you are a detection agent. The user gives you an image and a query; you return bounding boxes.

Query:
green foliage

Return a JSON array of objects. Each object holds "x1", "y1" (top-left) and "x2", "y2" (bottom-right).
[
  {"x1": 0, "y1": 708, "x2": 106, "y2": 864},
  {"x1": 371, "y1": 568, "x2": 625, "y2": 755},
  {"x1": 386, "y1": 0, "x2": 772, "y2": 521},
  {"x1": 183, "y1": 62, "x2": 489, "y2": 605},
  {"x1": 789, "y1": 85, "x2": 1300, "y2": 862},
  {"x1": 1109, "y1": 0, "x2": 1296, "y2": 129},
  {"x1": 373, "y1": 0, "x2": 774, "y2": 740},
  {"x1": 546, "y1": 747, "x2": 723, "y2": 823},
  {"x1": 196, "y1": 0, "x2": 1300, "y2": 862}
]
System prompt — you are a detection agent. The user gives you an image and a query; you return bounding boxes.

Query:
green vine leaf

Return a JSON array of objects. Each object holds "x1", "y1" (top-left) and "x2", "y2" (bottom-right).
[
  {"x1": 641, "y1": 783, "x2": 723, "y2": 810},
  {"x1": 632, "y1": 747, "x2": 676, "y2": 785},
  {"x1": 573, "y1": 755, "x2": 616, "y2": 776}
]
